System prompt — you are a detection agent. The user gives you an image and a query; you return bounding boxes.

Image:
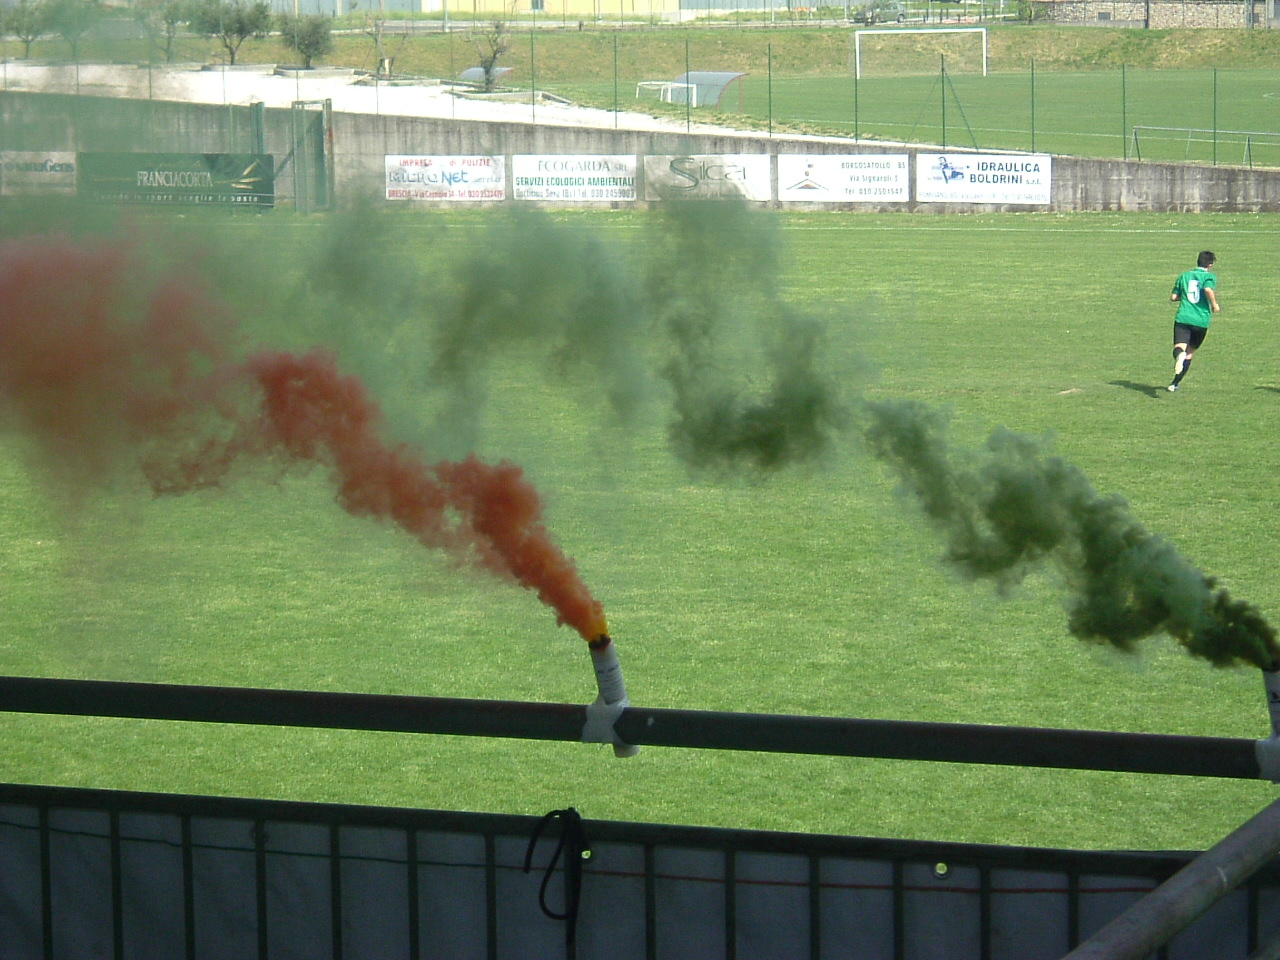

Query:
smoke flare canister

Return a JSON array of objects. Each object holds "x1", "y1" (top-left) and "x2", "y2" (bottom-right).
[
  {"x1": 1265, "y1": 669, "x2": 1280, "y2": 737},
  {"x1": 583, "y1": 635, "x2": 640, "y2": 758},
  {"x1": 1255, "y1": 669, "x2": 1280, "y2": 782}
]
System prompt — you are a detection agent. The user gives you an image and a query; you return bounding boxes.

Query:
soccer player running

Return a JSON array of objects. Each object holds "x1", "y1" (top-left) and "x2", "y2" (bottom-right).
[{"x1": 1167, "y1": 251, "x2": 1219, "y2": 393}]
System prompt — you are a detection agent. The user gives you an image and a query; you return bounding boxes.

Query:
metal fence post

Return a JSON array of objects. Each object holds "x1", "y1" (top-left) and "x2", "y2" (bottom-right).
[
  {"x1": 1213, "y1": 67, "x2": 1218, "y2": 166},
  {"x1": 685, "y1": 34, "x2": 691, "y2": 132},
  {"x1": 1121, "y1": 63, "x2": 1127, "y2": 160},
  {"x1": 854, "y1": 59, "x2": 859, "y2": 142},
  {"x1": 1030, "y1": 57, "x2": 1036, "y2": 153},
  {"x1": 941, "y1": 55, "x2": 947, "y2": 149}
]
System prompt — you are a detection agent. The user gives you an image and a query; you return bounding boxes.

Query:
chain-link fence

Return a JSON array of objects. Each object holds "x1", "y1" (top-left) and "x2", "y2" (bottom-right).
[
  {"x1": 3, "y1": 21, "x2": 1277, "y2": 167},
  {"x1": 363, "y1": 23, "x2": 1272, "y2": 167}
]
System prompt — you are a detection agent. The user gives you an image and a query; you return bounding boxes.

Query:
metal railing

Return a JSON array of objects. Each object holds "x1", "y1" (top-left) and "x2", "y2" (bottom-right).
[
  {"x1": 2, "y1": 673, "x2": 1279, "y2": 959},
  {"x1": 0, "y1": 673, "x2": 1265, "y2": 780}
]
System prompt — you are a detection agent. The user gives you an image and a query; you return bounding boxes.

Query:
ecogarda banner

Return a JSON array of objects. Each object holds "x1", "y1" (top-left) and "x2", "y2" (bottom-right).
[
  {"x1": 513, "y1": 155, "x2": 637, "y2": 202},
  {"x1": 778, "y1": 154, "x2": 909, "y2": 203},
  {"x1": 1, "y1": 152, "x2": 77, "y2": 196},
  {"x1": 78, "y1": 153, "x2": 274, "y2": 206},
  {"x1": 916, "y1": 153, "x2": 1052, "y2": 205},
  {"x1": 385, "y1": 155, "x2": 505, "y2": 201},
  {"x1": 643, "y1": 155, "x2": 771, "y2": 201}
]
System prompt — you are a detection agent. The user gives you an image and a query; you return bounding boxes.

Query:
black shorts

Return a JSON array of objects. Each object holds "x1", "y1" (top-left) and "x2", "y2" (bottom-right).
[{"x1": 1174, "y1": 323, "x2": 1208, "y2": 350}]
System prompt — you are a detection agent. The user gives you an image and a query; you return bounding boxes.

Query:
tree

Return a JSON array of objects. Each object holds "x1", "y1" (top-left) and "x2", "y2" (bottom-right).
[
  {"x1": 1014, "y1": 0, "x2": 1047, "y2": 21},
  {"x1": 42, "y1": 0, "x2": 105, "y2": 61},
  {"x1": 365, "y1": 12, "x2": 388, "y2": 74},
  {"x1": 4, "y1": 0, "x2": 49, "y2": 59},
  {"x1": 849, "y1": 0, "x2": 905, "y2": 23},
  {"x1": 346, "y1": 0, "x2": 408, "y2": 77},
  {"x1": 472, "y1": 16, "x2": 511, "y2": 93},
  {"x1": 357, "y1": 7, "x2": 390, "y2": 75},
  {"x1": 277, "y1": 13, "x2": 333, "y2": 70},
  {"x1": 135, "y1": 0, "x2": 190, "y2": 63},
  {"x1": 187, "y1": 0, "x2": 271, "y2": 66}
]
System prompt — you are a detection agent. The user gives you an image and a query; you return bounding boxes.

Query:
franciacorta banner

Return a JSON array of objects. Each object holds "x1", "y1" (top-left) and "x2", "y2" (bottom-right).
[{"x1": 77, "y1": 153, "x2": 274, "y2": 206}]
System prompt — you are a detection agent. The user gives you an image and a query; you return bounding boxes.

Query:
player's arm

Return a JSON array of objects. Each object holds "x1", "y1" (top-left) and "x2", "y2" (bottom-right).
[{"x1": 1206, "y1": 287, "x2": 1220, "y2": 312}]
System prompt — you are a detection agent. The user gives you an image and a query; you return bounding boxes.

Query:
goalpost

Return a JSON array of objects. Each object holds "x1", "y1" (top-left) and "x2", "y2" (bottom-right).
[
  {"x1": 853, "y1": 27, "x2": 988, "y2": 80},
  {"x1": 635, "y1": 81, "x2": 699, "y2": 107}
]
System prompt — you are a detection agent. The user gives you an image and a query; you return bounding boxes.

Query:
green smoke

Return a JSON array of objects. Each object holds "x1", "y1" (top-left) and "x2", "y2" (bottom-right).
[
  {"x1": 862, "y1": 398, "x2": 1279, "y2": 669},
  {"x1": 424, "y1": 206, "x2": 652, "y2": 455},
  {"x1": 284, "y1": 200, "x2": 849, "y2": 471},
  {"x1": 646, "y1": 201, "x2": 850, "y2": 472}
]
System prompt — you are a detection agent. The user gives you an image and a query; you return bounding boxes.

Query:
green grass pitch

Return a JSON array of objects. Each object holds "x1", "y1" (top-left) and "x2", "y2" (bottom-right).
[
  {"x1": 2, "y1": 206, "x2": 1279, "y2": 852},
  {"x1": 552, "y1": 66, "x2": 1280, "y2": 165}
]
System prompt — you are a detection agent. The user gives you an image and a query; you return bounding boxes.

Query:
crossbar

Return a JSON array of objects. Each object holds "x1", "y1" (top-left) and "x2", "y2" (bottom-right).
[
  {"x1": 1133, "y1": 125, "x2": 1280, "y2": 139},
  {"x1": 0, "y1": 675, "x2": 1262, "y2": 780}
]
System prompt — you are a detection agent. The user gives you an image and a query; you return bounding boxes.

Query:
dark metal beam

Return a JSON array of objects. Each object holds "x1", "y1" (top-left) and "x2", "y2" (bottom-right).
[
  {"x1": 1062, "y1": 797, "x2": 1280, "y2": 960},
  {"x1": 613, "y1": 707, "x2": 1262, "y2": 779},
  {"x1": 0, "y1": 675, "x2": 1262, "y2": 780}
]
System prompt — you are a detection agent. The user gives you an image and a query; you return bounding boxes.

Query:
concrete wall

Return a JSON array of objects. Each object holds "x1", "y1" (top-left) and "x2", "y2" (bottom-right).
[
  {"x1": 342, "y1": 110, "x2": 1280, "y2": 211},
  {"x1": 6, "y1": 89, "x2": 1280, "y2": 212}
]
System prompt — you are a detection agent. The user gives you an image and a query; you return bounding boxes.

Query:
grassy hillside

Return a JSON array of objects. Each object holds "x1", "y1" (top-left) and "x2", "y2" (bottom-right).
[
  {"x1": 306, "y1": 24, "x2": 1280, "y2": 79},
  {"x1": 16, "y1": 21, "x2": 1279, "y2": 156},
  {"x1": 26, "y1": 22, "x2": 1280, "y2": 78}
]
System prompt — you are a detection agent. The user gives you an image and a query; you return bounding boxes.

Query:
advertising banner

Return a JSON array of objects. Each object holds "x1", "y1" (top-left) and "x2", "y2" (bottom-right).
[
  {"x1": 385, "y1": 155, "x2": 505, "y2": 201},
  {"x1": 643, "y1": 155, "x2": 771, "y2": 201},
  {"x1": 916, "y1": 153, "x2": 1052, "y2": 205},
  {"x1": 77, "y1": 153, "x2": 274, "y2": 206},
  {"x1": 1, "y1": 152, "x2": 78, "y2": 196},
  {"x1": 512, "y1": 155, "x2": 637, "y2": 202},
  {"x1": 778, "y1": 154, "x2": 909, "y2": 203}
]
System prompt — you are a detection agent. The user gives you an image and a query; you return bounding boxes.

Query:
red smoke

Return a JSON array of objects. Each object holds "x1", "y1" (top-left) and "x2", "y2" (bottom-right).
[
  {"x1": 241, "y1": 350, "x2": 608, "y2": 640},
  {"x1": 0, "y1": 233, "x2": 607, "y2": 641},
  {"x1": 0, "y1": 233, "x2": 233, "y2": 484}
]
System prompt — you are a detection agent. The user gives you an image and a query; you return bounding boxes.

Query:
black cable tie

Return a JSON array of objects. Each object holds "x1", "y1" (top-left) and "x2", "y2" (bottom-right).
[{"x1": 523, "y1": 807, "x2": 592, "y2": 958}]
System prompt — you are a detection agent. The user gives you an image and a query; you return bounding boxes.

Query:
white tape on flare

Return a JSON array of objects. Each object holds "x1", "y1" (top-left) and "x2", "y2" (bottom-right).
[
  {"x1": 583, "y1": 638, "x2": 640, "y2": 758},
  {"x1": 1255, "y1": 669, "x2": 1280, "y2": 782}
]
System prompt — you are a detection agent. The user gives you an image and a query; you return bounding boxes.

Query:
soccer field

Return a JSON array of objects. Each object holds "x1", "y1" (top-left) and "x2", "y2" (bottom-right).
[
  {"x1": 552, "y1": 66, "x2": 1280, "y2": 164},
  {"x1": 1, "y1": 205, "x2": 1278, "y2": 852},
  {"x1": 749, "y1": 68, "x2": 1280, "y2": 164}
]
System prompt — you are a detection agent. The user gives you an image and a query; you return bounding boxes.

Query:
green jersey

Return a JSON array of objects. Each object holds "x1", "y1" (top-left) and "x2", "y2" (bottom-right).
[{"x1": 1172, "y1": 267, "x2": 1216, "y2": 328}]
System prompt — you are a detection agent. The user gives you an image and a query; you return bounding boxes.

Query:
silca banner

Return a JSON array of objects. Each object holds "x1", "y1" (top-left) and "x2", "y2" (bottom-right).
[
  {"x1": 643, "y1": 155, "x2": 770, "y2": 201},
  {"x1": 77, "y1": 153, "x2": 275, "y2": 206}
]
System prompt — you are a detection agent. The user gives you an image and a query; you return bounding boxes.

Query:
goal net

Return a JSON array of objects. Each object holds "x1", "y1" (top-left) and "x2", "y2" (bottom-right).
[
  {"x1": 1131, "y1": 125, "x2": 1280, "y2": 168},
  {"x1": 635, "y1": 81, "x2": 699, "y2": 107},
  {"x1": 852, "y1": 27, "x2": 988, "y2": 79}
]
